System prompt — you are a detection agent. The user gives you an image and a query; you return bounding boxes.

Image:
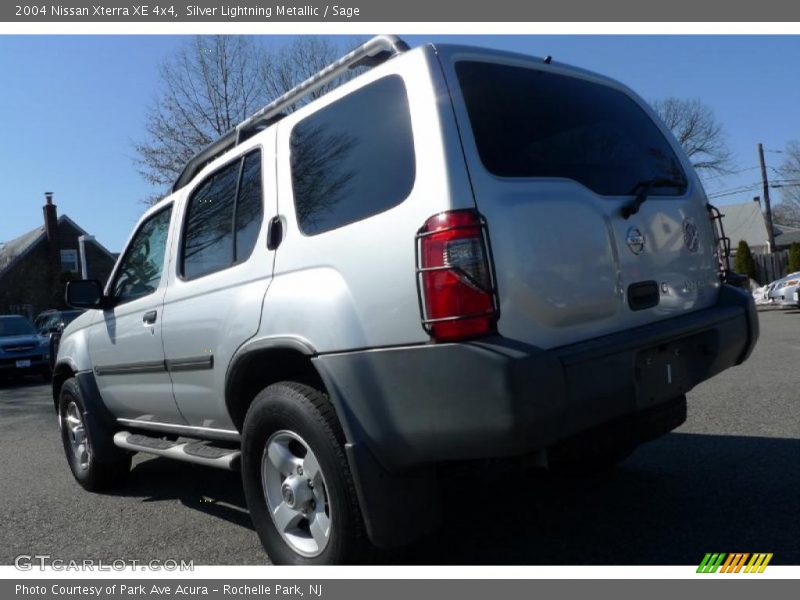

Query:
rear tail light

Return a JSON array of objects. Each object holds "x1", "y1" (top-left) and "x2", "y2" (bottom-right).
[{"x1": 415, "y1": 209, "x2": 498, "y2": 341}]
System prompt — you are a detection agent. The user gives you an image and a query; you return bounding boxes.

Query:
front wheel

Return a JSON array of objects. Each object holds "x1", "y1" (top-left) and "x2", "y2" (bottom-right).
[
  {"x1": 58, "y1": 378, "x2": 131, "y2": 491},
  {"x1": 240, "y1": 382, "x2": 368, "y2": 565}
]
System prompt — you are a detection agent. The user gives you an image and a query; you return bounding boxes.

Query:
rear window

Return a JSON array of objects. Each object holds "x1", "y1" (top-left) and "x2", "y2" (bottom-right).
[
  {"x1": 290, "y1": 75, "x2": 415, "y2": 235},
  {"x1": 455, "y1": 61, "x2": 687, "y2": 196}
]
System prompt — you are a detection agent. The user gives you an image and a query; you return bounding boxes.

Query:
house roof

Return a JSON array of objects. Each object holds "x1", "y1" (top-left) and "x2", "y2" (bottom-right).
[
  {"x1": 0, "y1": 215, "x2": 116, "y2": 278},
  {"x1": 718, "y1": 202, "x2": 770, "y2": 248},
  {"x1": 774, "y1": 224, "x2": 800, "y2": 247},
  {"x1": 0, "y1": 224, "x2": 45, "y2": 274}
]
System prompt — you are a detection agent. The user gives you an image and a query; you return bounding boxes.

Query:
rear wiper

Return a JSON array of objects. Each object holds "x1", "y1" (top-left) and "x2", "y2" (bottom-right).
[{"x1": 620, "y1": 177, "x2": 686, "y2": 219}]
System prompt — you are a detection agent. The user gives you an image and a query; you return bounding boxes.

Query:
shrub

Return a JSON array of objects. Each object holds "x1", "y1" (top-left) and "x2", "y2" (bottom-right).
[
  {"x1": 733, "y1": 240, "x2": 757, "y2": 281},
  {"x1": 789, "y1": 242, "x2": 800, "y2": 274}
]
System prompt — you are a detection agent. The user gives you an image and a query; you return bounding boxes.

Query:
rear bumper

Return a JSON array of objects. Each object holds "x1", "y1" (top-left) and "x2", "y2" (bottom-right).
[{"x1": 315, "y1": 284, "x2": 757, "y2": 473}]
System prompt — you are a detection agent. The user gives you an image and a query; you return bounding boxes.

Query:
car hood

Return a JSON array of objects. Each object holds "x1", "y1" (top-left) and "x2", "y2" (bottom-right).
[
  {"x1": 61, "y1": 310, "x2": 95, "y2": 338},
  {"x1": 0, "y1": 335, "x2": 44, "y2": 349}
]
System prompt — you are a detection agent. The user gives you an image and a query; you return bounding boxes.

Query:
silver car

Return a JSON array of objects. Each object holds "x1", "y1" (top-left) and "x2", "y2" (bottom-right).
[
  {"x1": 770, "y1": 272, "x2": 800, "y2": 307},
  {"x1": 53, "y1": 36, "x2": 758, "y2": 564}
]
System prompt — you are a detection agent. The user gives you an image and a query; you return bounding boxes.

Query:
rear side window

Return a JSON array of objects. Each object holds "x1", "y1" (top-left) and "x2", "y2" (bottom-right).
[
  {"x1": 182, "y1": 150, "x2": 264, "y2": 280},
  {"x1": 290, "y1": 75, "x2": 415, "y2": 235},
  {"x1": 455, "y1": 61, "x2": 687, "y2": 196}
]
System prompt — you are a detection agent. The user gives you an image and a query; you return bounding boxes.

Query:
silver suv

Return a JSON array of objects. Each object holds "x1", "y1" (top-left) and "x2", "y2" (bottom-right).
[{"x1": 55, "y1": 36, "x2": 758, "y2": 565}]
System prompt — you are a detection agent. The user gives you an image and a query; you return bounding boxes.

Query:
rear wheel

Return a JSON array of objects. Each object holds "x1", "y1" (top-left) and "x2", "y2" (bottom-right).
[
  {"x1": 241, "y1": 382, "x2": 368, "y2": 565},
  {"x1": 58, "y1": 378, "x2": 130, "y2": 491}
]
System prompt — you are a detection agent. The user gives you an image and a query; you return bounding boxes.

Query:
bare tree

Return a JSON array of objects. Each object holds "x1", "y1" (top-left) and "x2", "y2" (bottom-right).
[
  {"x1": 773, "y1": 140, "x2": 800, "y2": 226},
  {"x1": 261, "y1": 37, "x2": 363, "y2": 110},
  {"x1": 134, "y1": 35, "x2": 358, "y2": 204},
  {"x1": 651, "y1": 97, "x2": 734, "y2": 176}
]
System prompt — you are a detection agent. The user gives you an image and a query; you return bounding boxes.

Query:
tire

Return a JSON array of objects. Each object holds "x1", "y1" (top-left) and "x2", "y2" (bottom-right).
[
  {"x1": 58, "y1": 377, "x2": 131, "y2": 492},
  {"x1": 241, "y1": 382, "x2": 368, "y2": 565}
]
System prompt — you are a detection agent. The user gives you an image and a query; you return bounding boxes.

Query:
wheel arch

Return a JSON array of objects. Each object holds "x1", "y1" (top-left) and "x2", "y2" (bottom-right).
[
  {"x1": 51, "y1": 359, "x2": 79, "y2": 413},
  {"x1": 225, "y1": 337, "x2": 350, "y2": 438}
]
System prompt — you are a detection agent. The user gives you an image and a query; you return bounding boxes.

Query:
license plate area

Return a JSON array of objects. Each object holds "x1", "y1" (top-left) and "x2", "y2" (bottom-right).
[
  {"x1": 15, "y1": 359, "x2": 31, "y2": 368},
  {"x1": 635, "y1": 330, "x2": 718, "y2": 408}
]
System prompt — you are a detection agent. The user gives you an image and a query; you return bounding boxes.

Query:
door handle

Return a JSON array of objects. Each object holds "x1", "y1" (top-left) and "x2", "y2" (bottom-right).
[
  {"x1": 266, "y1": 216, "x2": 284, "y2": 251},
  {"x1": 143, "y1": 310, "x2": 157, "y2": 325}
]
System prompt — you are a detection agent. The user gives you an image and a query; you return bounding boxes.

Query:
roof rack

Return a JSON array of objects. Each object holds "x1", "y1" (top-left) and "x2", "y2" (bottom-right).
[{"x1": 172, "y1": 34, "x2": 410, "y2": 192}]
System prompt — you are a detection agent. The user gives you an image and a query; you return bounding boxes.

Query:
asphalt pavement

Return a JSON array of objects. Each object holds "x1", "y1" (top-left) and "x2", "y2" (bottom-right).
[{"x1": 1, "y1": 309, "x2": 798, "y2": 565}]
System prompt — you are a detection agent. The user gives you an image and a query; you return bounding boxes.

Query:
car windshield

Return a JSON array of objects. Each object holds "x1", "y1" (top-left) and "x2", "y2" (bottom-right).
[
  {"x1": 455, "y1": 61, "x2": 688, "y2": 196},
  {"x1": 0, "y1": 317, "x2": 36, "y2": 336},
  {"x1": 62, "y1": 310, "x2": 83, "y2": 325}
]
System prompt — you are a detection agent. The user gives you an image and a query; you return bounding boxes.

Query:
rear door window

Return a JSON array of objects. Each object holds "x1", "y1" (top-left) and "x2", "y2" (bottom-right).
[
  {"x1": 455, "y1": 61, "x2": 687, "y2": 196},
  {"x1": 289, "y1": 75, "x2": 416, "y2": 235},
  {"x1": 182, "y1": 162, "x2": 238, "y2": 279},
  {"x1": 182, "y1": 149, "x2": 264, "y2": 280}
]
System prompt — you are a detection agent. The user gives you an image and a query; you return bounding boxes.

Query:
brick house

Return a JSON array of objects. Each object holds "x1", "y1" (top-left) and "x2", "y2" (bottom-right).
[{"x1": 0, "y1": 194, "x2": 117, "y2": 319}]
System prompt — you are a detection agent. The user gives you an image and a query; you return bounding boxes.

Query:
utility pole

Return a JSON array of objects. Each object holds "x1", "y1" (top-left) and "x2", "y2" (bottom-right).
[{"x1": 758, "y1": 143, "x2": 776, "y2": 251}]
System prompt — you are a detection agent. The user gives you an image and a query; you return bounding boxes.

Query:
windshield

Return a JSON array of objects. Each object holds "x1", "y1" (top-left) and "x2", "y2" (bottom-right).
[
  {"x1": 62, "y1": 310, "x2": 83, "y2": 325},
  {"x1": 0, "y1": 317, "x2": 36, "y2": 336},
  {"x1": 455, "y1": 61, "x2": 688, "y2": 196}
]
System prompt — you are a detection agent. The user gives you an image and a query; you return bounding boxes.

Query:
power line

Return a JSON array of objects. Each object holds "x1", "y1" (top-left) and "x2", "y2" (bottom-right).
[
  {"x1": 707, "y1": 183, "x2": 762, "y2": 199},
  {"x1": 701, "y1": 166, "x2": 762, "y2": 181}
]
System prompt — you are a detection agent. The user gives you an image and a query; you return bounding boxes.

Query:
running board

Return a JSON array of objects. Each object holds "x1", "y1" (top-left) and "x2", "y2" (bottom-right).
[{"x1": 113, "y1": 431, "x2": 240, "y2": 471}]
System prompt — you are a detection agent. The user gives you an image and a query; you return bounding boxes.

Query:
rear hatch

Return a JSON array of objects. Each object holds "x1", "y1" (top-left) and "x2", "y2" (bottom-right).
[{"x1": 435, "y1": 46, "x2": 721, "y2": 349}]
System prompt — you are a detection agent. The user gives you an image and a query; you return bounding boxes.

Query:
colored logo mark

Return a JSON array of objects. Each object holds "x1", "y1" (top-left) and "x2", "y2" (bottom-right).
[{"x1": 697, "y1": 552, "x2": 773, "y2": 573}]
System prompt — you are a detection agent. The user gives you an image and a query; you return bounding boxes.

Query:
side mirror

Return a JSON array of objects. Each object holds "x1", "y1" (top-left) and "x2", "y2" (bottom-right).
[{"x1": 65, "y1": 280, "x2": 107, "y2": 310}]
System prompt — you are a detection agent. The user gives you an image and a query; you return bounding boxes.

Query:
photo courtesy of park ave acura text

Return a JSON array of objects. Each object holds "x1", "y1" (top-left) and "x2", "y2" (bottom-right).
[{"x1": 0, "y1": 34, "x2": 797, "y2": 567}]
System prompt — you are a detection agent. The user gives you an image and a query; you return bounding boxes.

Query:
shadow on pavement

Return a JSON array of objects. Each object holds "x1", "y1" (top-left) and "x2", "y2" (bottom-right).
[
  {"x1": 119, "y1": 458, "x2": 254, "y2": 531},
  {"x1": 414, "y1": 432, "x2": 800, "y2": 565},
  {"x1": 111, "y1": 432, "x2": 799, "y2": 565}
]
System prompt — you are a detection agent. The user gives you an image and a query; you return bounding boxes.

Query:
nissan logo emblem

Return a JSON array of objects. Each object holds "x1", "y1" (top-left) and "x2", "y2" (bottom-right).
[{"x1": 626, "y1": 227, "x2": 645, "y2": 255}]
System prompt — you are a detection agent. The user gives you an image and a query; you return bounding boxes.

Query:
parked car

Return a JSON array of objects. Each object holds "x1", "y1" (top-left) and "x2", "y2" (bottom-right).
[
  {"x1": 34, "y1": 309, "x2": 84, "y2": 370},
  {"x1": 0, "y1": 315, "x2": 51, "y2": 381},
  {"x1": 34, "y1": 309, "x2": 85, "y2": 333},
  {"x1": 53, "y1": 36, "x2": 758, "y2": 565},
  {"x1": 769, "y1": 272, "x2": 800, "y2": 307},
  {"x1": 752, "y1": 282, "x2": 775, "y2": 305}
]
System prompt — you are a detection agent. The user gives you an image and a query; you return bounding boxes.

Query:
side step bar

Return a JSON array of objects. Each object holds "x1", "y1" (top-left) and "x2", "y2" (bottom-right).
[{"x1": 113, "y1": 431, "x2": 240, "y2": 471}]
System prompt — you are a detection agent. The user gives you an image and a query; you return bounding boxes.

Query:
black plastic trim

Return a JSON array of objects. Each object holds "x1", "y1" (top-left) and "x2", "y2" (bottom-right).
[
  {"x1": 96, "y1": 354, "x2": 215, "y2": 376},
  {"x1": 315, "y1": 285, "x2": 756, "y2": 473},
  {"x1": 74, "y1": 370, "x2": 118, "y2": 430},
  {"x1": 94, "y1": 360, "x2": 166, "y2": 376},
  {"x1": 166, "y1": 355, "x2": 214, "y2": 372}
]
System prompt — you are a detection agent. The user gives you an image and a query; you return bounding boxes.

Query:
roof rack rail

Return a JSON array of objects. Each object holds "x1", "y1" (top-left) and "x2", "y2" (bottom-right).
[{"x1": 172, "y1": 34, "x2": 410, "y2": 192}]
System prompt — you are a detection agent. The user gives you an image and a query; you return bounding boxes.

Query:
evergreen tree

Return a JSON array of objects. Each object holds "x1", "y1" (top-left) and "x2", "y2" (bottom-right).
[
  {"x1": 733, "y1": 240, "x2": 757, "y2": 281},
  {"x1": 789, "y1": 242, "x2": 800, "y2": 273}
]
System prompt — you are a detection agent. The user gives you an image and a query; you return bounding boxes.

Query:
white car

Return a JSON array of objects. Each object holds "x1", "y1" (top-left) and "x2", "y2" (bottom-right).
[{"x1": 769, "y1": 272, "x2": 800, "y2": 307}]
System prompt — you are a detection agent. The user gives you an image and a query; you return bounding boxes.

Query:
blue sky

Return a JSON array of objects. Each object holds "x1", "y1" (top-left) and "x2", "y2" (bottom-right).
[{"x1": 1, "y1": 35, "x2": 798, "y2": 252}]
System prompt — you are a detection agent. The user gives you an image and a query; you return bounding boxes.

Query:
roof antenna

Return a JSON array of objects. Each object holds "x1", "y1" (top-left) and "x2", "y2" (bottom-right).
[{"x1": 543, "y1": 55, "x2": 552, "y2": 64}]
